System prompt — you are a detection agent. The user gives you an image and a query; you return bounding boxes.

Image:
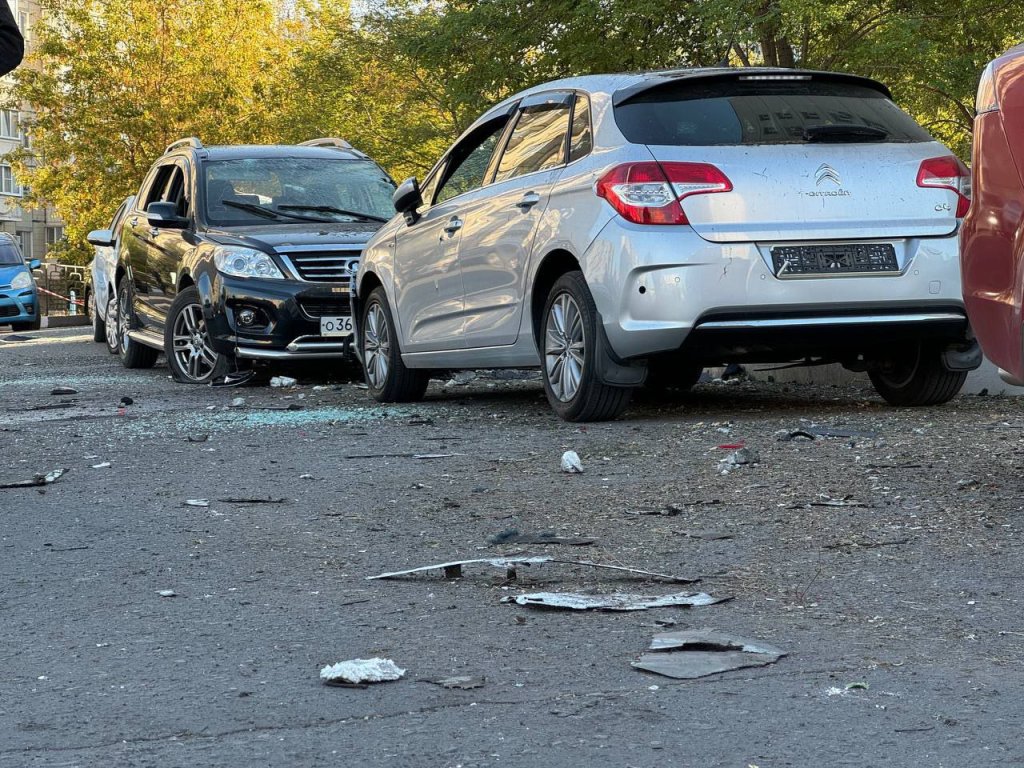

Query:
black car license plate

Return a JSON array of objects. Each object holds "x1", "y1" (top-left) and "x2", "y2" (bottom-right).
[{"x1": 771, "y1": 243, "x2": 899, "y2": 277}]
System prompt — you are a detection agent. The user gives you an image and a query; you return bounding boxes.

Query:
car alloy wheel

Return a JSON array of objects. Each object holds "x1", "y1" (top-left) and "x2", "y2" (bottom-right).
[
  {"x1": 105, "y1": 293, "x2": 120, "y2": 354},
  {"x1": 363, "y1": 301, "x2": 390, "y2": 390},
  {"x1": 171, "y1": 302, "x2": 220, "y2": 382},
  {"x1": 117, "y1": 287, "x2": 132, "y2": 355},
  {"x1": 545, "y1": 292, "x2": 585, "y2": 402}
]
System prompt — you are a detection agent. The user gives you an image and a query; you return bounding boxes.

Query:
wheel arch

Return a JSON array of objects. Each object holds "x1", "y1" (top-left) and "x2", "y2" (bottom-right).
[{"x1": 530, "y1": 249, "x2": 581, "y2": 348}]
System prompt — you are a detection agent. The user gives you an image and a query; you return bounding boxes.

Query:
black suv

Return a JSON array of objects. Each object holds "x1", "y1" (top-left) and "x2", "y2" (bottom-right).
[{"x1": 108, "y1": 137, "x2": 396, "y2": 383}]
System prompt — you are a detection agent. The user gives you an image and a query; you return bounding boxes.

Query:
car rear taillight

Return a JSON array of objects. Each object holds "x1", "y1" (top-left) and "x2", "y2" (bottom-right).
[
  {"x1": 595, "y1": 162, "x2": 732, "y2": 225},
  {"x1": 976, "y1": 62, "x2": 999, "y2": 114},
  {"x1": 917, "y1": 156, "x2": 971, "y2": 217}
]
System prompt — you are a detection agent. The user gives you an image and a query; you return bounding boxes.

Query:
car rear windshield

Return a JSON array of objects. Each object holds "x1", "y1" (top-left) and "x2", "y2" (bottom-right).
[
  {"x1": 614, "y1": 79, "x2": 933, "y2": 146},
  {"x1": 0, "y1": 243, "x2": 22, "y2": 265},
  {"x1": 203, "y1": 157, "x2": 396, "y2": 227}
]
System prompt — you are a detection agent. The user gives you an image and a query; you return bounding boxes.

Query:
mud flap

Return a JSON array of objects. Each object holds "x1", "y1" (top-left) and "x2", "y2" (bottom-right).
[
  {"x1": 942, "y1": 338, "x2": 982, "y2": 371},
  {"x1": 594, "y1": 316, "x2": 647, "y2": 387}
]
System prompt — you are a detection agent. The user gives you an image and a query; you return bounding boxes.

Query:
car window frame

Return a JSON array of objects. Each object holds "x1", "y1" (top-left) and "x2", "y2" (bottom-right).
[
  {"x1": 566, "y1": 91, "x2": 594, "y2": 165},
  {"x1": 489, "y1": 90, "x2": 575, "y2": 186},
  {"x1": 431, "y1": 113, "x2": 516, "y2": 207}
]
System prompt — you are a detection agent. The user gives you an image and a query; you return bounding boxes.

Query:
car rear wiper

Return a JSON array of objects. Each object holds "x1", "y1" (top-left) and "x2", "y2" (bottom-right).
[
  {"x1": 276, "y1": 204, "x2": 389, "y2": 223},
  {"x1": 802, "y1": 125, "x2": 889, "y2": 143},
  {"x1": 221, "y1": 200, "x2": 329, "y2": 222}
]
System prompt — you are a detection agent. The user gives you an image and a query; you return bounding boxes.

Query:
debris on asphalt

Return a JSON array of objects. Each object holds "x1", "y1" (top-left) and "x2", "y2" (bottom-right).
[
  {"x1": 506, "y1": 591, "x2": 730, "y2": 611},
  {"x1": 119, "y1": 396, "x2": 134, "y2": 406},
  {"x1": 91, "y1": 462, "x2": 111, "y2": 469},
  {"x1": 29, "y1": 402, "x2": 76, "y2": 411},
  {"x1": 444, "y1": 371, "x2": 477, "y2": 387},
  {"x1": 270, "y1": 376, "x2": 298, "y2": 388},
  {"x1": 320, "y1": 658, "x2": 405, "y2": 686},
  {"x1": 299, "y1": 473, "x2": 315, "y2": 480},
  {"x1": 424, "y1": 675, "x2": 485, "y2": 690},
  {"x1": 0, "y1": 468, "x2": 67, "y2": 489},
  {"x1": 632, "y1": 629, "x2": 786, "y2": 679},
  {"x1": 50, "y1": 386, "x2": 78, "y2": 395},
  {"x1": 186, "y1": 435, "x2": 209, "y2": 443},
  {"x1": 719, "y1": 447, "x2": 760, "y2": 474},
  {"x1": 779, "y1": 424, "x2": 878, "y2": 441},
  {"x1": 412, "y1": 453, "x2": 461, "y2": 460},
  {"x1": 218, "y1": 496, "x2": 286, "y2": 504},
  {"x1": 561, "y1": 451, "x2": 583, "y2": 473},
  {"x1": 157, "y1": 590, "x2": 177, "y2": 598},
  {"x1": 777, "y1": 429, "x2": 816, "y2": 442},
  {"x1": 230, "y1": 397, "x2": 245, "y2": 408},
  {"x1": 810, "y1": 494, "x2": 867, "y2": 508},
  {"x1": 184, "y1": 499, "x2": 210, "y2": 507},
  {"x1": 487, "y1": 529, "x2": 595, "y2": 546},
  {"x1": 367, "y1": 557, "x2": 698, "y2": 584},
  {"x1": 211, "y1": 369, "x2": 257, "y2": 388}
]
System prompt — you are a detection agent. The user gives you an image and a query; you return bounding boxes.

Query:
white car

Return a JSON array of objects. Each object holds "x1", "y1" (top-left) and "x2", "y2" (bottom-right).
[
  {"x1": 356, "y1": 68, "x2": 978, "y2": 421},
  {"x1": 86, "y1": 195, "x2": 134, "y2": 353}
]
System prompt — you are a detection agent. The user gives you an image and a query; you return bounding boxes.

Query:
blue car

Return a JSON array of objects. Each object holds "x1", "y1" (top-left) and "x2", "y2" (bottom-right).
[{"x1": 0, "y1": 233, "x2": 41, "y2": 331}]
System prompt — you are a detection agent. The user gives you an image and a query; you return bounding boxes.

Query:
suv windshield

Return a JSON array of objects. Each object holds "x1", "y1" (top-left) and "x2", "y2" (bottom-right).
[
  {"x1": 0, "y1": 242, "x2": 23, "y2": 265},
  {"x1": 615, "y1": 79, "x2": 933, "y2": 146},
  {"x1": 203, "y1": 157, "x2": 396, "y2": 227}
]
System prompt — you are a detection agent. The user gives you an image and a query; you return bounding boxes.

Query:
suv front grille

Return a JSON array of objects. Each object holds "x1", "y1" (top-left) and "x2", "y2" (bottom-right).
[
  {"x1": 281, "y1": 251, "x2": 361, "y2": 282},
  {"x1": 298, "y1": 297, "x2": 351, "y2": 319}
]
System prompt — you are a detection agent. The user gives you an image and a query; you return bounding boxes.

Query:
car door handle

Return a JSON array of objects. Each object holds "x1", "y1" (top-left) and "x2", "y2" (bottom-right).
[
  {"x1": 149, "y1": 227, "x2": 160, "y2": 237},
  {"x1": 515, "y1": 192, "x2": 541, "y2": 210},
  {"x1": 443, "y1": 217, "x2": 463, "y2": 235},
  {"x1": 130, "y1": 217, "x2": 139, "y2": 227}
]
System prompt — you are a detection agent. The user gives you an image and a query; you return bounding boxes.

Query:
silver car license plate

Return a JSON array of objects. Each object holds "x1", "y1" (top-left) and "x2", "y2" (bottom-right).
[{"x1": 320, "y1": 316, "x2": 354, "y2": 337}]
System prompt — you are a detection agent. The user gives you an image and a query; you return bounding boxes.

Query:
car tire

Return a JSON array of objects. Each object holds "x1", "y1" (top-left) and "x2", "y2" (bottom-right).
[
  {"x1": 869, "y1": 343, "x2": 967, "y2": 406},
  {"x1": 541, "y1": 271, "x2": 632, "y2": 422},
  {"x1": 361, "y1": 286, "x2": 429, "y2": 402},
  {"x1": 104, "y1": 292, "x2": 120, "y2": 354},
  {"x1": 116, "y1": 278, "x2": 159, "y2": 369},
  {"x1": 164, "y1": 286, "x2": 230, "y2": 384},
  {"x1": 89, "y1": 290, "x2": 106, "y2": 343}
]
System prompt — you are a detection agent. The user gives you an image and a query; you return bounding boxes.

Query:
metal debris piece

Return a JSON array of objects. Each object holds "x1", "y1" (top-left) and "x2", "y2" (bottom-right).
[
  {"x1": 158, "y1": 590, "x2": 177, "y2": 598},
  {"x1": 810, "y1": 494, "x2": 866, "y2": 508},
  {"x1": 0, "y1": 468, "x2": 67, "y2": 489},
  {"x1": 270, "y1": 376, "x2": 298, "y2": 388},
  {"x1": 412, "y1": 453, "x2": 460, "y2": 460},
  {"x1": 186, "y1": 435, "x2": 209, "y2": 443},
  {"x1": 561, "y1": 451, "x2": 583, "y2": 473},
  {"x1": 51, "y1": 386, "x2": 78, "y2": 395},
  {"x1": 91, "y1": 462, "x2": 111, "y2": 469},
  {"x1": 367, "y1": 557, "x2": 698, "y2": 584},
  {"x1": 320, "y1": 658, "x2": 405, "y2": 685},
  {"x1": 211, "y1": 369, "x2": 256, "y2": 388},
  {"x1": 184, "y1": 499, "x2": 210, "y2": 507},
  {"x1": 218, "y1": 497, "x2": 286, "y2": 504},
  {"x1": 777, "y1": 429, "x2": 816, "y2": 442},
  {"x1": 633, "y1": 629, "x2": 786, "y2": 679},
  {"x1": 487, "y1": 529, "x2": 595, "y2": 546},
  {"x1": 425, "y1": 675, "x2": 486, "y2": 690},
  {"x1": 509, "y1": 591, "x2": 729, "y2": 611}
]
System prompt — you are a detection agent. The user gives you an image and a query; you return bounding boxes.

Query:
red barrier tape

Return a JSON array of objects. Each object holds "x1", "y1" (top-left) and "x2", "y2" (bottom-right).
[{"x1": 36, "y1": 285, "x2": 86, "y2": 307}]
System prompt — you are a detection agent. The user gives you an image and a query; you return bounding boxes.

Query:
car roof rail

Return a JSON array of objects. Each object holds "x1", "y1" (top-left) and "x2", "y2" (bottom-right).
[
  {"x1": 164, "y1": 137, "x2": 204, "y2": 154},
  {"x1": 298, "y1": 137, "x2": 354, "y2": 149}
]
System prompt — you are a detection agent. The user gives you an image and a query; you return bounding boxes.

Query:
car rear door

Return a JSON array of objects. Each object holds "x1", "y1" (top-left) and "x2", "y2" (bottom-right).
[
  {"x1": 121, "y1": 164, "x2": 173, "y2": 330},
  {"x1": 457, "y1": 92, "x2": 575, "y2": 348}
]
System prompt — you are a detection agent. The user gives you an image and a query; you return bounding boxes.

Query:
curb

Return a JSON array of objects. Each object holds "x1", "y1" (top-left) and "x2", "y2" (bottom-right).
[{"x1": 41, "y1": 315, "x2": 90, "y2": 328}]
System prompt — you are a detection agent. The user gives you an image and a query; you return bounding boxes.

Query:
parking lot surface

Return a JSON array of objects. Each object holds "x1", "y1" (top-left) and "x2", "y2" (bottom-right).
[{"x1": 1, "y1": 327, "x2": 1022, "y2": 767}]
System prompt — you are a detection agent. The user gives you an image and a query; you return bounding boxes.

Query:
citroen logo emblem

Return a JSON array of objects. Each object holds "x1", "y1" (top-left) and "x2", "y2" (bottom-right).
[{"x1": 815, "y1": 164, "x2": 842, "y2": 187}]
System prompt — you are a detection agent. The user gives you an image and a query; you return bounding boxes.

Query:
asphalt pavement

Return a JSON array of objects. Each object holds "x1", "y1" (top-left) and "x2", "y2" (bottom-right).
[{"x1": 1, "y1": 327, "x2": 1022, "y2": 767}]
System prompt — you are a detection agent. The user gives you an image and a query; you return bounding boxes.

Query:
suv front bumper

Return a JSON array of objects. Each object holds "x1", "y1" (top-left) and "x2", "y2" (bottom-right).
[
  {"x1": 0, "y1": 288, "x2": 38, "y2": 325},
  {"x1": 583, "y1": 219, "x2": 972, "y2": 363},
  {"x1": 203, "y1": 273, "x2": 354, "y2": 360}
]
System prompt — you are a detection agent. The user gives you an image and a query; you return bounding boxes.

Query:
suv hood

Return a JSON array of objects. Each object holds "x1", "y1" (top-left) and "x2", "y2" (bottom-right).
[{"x1": 205, "y1": 222, "x2": 382, "y2": 252}]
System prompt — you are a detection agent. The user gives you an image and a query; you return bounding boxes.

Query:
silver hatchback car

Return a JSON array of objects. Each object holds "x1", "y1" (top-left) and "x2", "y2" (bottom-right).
[{"x1": 354, "y1": 68, "x2": 979, "y2": 421}]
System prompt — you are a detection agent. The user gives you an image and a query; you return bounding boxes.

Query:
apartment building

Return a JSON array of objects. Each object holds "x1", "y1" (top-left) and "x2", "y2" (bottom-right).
[{"x1": 0, "y1": 0, "x2": 62, "y2": 262}]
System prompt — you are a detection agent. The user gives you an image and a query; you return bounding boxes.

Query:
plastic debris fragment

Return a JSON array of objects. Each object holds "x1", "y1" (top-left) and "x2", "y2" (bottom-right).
[
  {"x1": 509, "y1": 591, "x2": 730, "y2": 611},
  {"x1": 561, "y1": 451, "x2": 583, "y2": 473}
]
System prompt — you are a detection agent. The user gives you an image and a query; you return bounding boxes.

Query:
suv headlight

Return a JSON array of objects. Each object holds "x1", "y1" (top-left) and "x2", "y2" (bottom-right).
[
  {"x1": 213, "y1": 246, "x2": 285, "y2": 279},
  {"x1": 10, "y1": 270, "x2": 32, "y2": 289}
]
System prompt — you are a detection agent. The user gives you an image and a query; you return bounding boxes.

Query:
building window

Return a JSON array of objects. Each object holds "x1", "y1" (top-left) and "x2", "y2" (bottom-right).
[
  {"x1": 0, "y1": 110, "x2": 19, "y2": 139},
  {"x1": 17, "y1": 230, "x2": 32, "y2": 257},
  {"x1": 17, "y1": 12, "x2": 28, "y2": 42},
  {"x1": 0, "y1": 164, "x2": 22, "y2": 195},
  {"x1": 45, "y1": 226, "x2": 63, "y2": 246}
]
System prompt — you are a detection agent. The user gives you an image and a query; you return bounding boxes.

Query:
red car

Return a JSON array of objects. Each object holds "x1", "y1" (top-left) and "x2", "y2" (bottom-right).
[{"x1": 961, "y1": 44, "x2": 1024, "y2": 384}]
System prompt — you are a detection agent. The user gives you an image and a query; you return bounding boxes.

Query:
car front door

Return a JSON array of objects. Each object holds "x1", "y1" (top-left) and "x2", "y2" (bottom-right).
[
  {"x1": 122, "y1": 165, "x2": 173, "y2": 330},
  {"x1": 393, "y1": 114, "x2": 512, "y2": 353},
  {"x1": 457, "y1": 92, "x2": 575, "y2": 348},
  {"x1": 145, "y1": 159, "x2": 193, "y2": 328}
]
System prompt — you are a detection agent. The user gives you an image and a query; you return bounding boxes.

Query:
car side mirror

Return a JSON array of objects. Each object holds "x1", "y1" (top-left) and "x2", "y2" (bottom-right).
[
  {"x1": 28, "y1": 258, "x2": 40, "y2": 270},
  {"x1": 147, "y1": 201, "x2": 188, "y2": 229},
  {"x1": 393, "y1": 178, "x2": 422, "y2": 225},
  {"x1": 86, "y1": 228, "x2": 115, "y2": 247}
]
